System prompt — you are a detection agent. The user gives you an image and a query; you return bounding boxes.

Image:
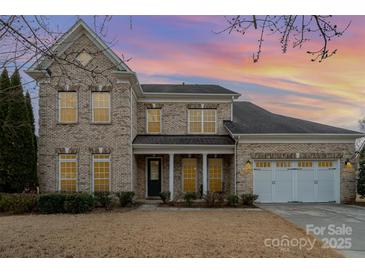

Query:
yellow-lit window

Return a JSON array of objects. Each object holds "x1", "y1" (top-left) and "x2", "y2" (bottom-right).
[
  {"x1": 92, "y1": 92, "x2": 110, "y2": 123},
  {"x1": 93, "y1": 154, "x2": 110, "y2": 192},
  {"x1": 318, "y1": 161, "x2": 333, "y2": 168},
  {"x1": 298, "y1": 161, "x2": 313, "y2": 168},
  {"x1": 189, "y1": 109, "x2": 202, "y2": 133},
  {"x1": 255, "y1": 161, "x2": 271, "y2": 168},
  {"x1": 59, "y1": 92, "x2": 77, "y2": 123},
  {"x1": 147, "y1": 109, "x2": 161, "y2": 133},
  {"x1": 182, "y1": 158, "x2": 197, "y2": 192},
  {"x1": 59, "y1": 154, "x2": 77, "y2": 192},
  {"x1": 276, "y1": 161, "x2": 291, "y2": 168},
  {"x1": 203, "y1": 110, "x2": 216, "y2": 133},
  {"x1": 188, "y1": 109, "x2": 216, "y2": 133},
  {"x1": 209, "y1": 158, "x2": 223, "y2": 192}
]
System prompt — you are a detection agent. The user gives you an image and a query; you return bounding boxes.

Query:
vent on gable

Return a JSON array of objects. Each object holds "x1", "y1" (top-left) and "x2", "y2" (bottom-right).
[{"x1": 76, "y1": 50, "x2": 93, "y2": 66}]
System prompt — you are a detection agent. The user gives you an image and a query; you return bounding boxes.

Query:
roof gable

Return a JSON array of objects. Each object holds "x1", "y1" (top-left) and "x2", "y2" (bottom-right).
[{"x1": 27, "y1": 19, "x2": 131, "y2": 75}]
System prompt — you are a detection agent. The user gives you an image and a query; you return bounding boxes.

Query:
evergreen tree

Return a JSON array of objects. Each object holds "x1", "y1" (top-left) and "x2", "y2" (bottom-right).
[
  {"x1": 25, "y1": 91, "x2": 38, "y2": 186},
  {"x1": 2, "y1": 69, "x2": 36, "y2": 192},
  {"x1": 0, "y1": 68, "x2": 11, "y2": 191},
  {"x1": 358, "y1": 148, "x2": 365, "y2": 197}
]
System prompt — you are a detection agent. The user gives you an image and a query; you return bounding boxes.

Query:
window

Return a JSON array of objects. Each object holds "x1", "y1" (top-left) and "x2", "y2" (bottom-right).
[
  {"x1": 298, "y1": 161, "x2": 313, "y2": 168},
  {"x1": 147, "y1": 109, "x2": 161, "y2": 133},
  {"x1": 93, "y1": 154, "x2": 111, "y2": 192},
  {"x1": 182, "y1": 158, "x2": 197, "y2": 192},
  {"x1": 255, "y1": 161, "x2": 271, "y2": 168},
  {"x1": 276, "y1": 161, "x2": 291, "y2": 168},
  {"x1": 318, "y1": 161, "x2": 333, "y2": 168},
  {"x1": 208, "y1": 158, "x2": 223, "y2": 192},
  {"x1": 188, "y1": 109, "x2": 216, "y2": 134},
  {"x1": 92, "y1": 92, "x2": 111, "y2": 123},
  {"x1": 59, "y1": 154, "x2": 77, "y2": 192},
  {"x1": 59, "y1": 92, "x2": 77, "y2": 123}
]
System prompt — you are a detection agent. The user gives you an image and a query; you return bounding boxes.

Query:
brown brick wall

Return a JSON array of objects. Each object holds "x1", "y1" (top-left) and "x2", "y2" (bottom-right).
[
  {"x1": 38, "y1": 34, "x2": 133, "y2": 193},
  {"x1": 235, "y1": 143, "x2": 356, "y2": 203},
  {"x1": 137, "y1": 102, "x2": 231, "y2": 135}
]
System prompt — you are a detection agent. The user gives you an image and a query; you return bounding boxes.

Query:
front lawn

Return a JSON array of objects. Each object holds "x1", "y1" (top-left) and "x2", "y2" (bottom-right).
[{"x1": 0, "y1": 209, "x2": 341, "y2": 257}]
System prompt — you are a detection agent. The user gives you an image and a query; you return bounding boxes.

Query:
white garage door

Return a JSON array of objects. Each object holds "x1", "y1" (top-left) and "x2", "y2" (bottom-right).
[{"x1": 253, "y1": 160, "x2": 340, "y2": 203}]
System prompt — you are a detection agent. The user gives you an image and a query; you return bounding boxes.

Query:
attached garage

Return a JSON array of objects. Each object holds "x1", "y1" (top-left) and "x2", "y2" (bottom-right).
[{"x1": 253, "y1": 160, "x2": 340, "y2": 203}]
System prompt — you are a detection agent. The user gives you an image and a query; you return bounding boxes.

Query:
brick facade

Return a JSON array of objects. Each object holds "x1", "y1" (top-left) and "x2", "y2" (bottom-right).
[
  {"x1": 137, "y1": 102, "x2": 231, "y2": 135},
  {"x1": 37, "y1": 34, "x2": 133, "y2": 193}
]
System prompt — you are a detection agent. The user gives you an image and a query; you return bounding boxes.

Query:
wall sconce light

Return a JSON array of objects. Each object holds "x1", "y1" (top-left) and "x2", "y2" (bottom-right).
[
  {"x1": 345, "y1": 159, "x2": 353, "y2": 170},
  {"x1": 243, "y1": 160, "x2": 253, "y2": 174}
]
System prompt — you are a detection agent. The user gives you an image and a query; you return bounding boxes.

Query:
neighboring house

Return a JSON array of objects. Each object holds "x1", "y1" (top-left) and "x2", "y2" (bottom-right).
[{"x1": 26, "y1": 20, "x2": 364, "y2": 204}]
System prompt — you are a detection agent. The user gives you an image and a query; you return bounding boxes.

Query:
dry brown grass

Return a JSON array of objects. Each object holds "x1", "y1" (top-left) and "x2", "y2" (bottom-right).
[{"x1": 0, "y1": 209, "x2": 341, "y2": 258}]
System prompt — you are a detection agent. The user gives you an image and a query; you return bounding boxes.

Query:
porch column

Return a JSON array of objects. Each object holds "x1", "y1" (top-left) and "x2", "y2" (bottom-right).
[
  {"x1": 169, "y1": 153, "x2": 174, "y2": 199},
  {"x1": 202, "y1": 153, "x2": 208, "y2": 194}
]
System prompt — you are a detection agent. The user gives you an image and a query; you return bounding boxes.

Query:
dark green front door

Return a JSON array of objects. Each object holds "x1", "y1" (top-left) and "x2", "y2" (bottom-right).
[{"x1": 147, "y1": 158, "x2": 161, "y2": 197}]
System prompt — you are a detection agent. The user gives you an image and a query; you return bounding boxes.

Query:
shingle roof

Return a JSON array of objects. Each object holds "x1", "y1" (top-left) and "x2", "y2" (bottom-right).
[
  {"x1": 224, "y1": 101, "x2": 363, "y2": 135},
  {"x1": 141, "y1": 84, "x2": 239, "y2": 96},
  {"x1": 133, "y1": 135, "x2": 235, "y2": 145}
]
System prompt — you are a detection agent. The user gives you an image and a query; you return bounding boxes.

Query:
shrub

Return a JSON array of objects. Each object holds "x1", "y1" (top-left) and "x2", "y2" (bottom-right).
[
  {"x1": 0, "y1": 193, "x2": 37, "y2": 214},
  {"x1": 38, "y1": 193, "x2": 66, "y2": 214},
  {"x1": 64, "y1": 193, "x2": 95, "y2": 214},
  {"x1": 183, "y1": 192, "x2": 197, "y2": 207},
  {"x1": 117, "y1": 191, "x2": 135, "y2": 207},
  {"x1": 159, "y1": 191, "x2": 171, "y2": 204},
  {"x1": 203, "y1": 191, "x2": 219, "y2": 207},
  {"x1": 241, "y1": 193, "x2": 258, "y2": 206},
  {"x1": 227, "y1": 194, "x2": 239, "y2": 207},
  {"x1": 94, "y1": 192, "x2": 113, "y2": 210}
]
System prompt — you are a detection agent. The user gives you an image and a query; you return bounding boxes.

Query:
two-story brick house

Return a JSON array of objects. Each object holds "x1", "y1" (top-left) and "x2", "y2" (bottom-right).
[{"x1": 26, "y1": 20, "x2": 364, "y2": 203}]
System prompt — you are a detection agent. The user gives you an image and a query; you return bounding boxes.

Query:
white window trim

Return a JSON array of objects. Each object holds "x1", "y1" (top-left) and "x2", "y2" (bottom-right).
[
  {"x1": 208, "y1": 158, "x2": 223, "y2": 192},
  {"x1": 181, "y1": 158, "x2": 198, "y2": 193},
  {"x1": 187, "y1": 109, "x2": 217, "y2": 134},
  {"x1": 58, "y1": 92, "x2": 78, "y2": 124},
  {"x1": 146, "y1": 108, "x2": 162, "y2": 134},
  {"x1": 58, "y1": 154, "x2": 78, "y2": 192},
  {"x1": 91, "y1": 92, "x2": 111, "y2": 124},
  {"x1": 91, "y1": 154, "x2": 111, "y2": 192}
]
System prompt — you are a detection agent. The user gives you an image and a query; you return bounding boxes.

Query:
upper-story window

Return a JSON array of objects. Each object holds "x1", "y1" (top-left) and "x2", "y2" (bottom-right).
[
  {"x1": 146, "y1": 108, "x2": 161, "y2": 133},
  {"x1": 59, "y1": 92, "x2": 77, "y2": 123},
  {"x1": 92, "y1": 92, "x2": 111, "y2": 123},
  {"x1": 188, "y1": 109, "x2": 216, "y2": 134}
]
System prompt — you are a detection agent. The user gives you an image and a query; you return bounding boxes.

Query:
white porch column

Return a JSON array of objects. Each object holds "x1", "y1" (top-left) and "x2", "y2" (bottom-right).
[
  {"x1": 169, "y1": 153, "x2": 174, "y2": 199},
  {"x1": 202, "y1": 153, "x2": 208, "y2": 194}
]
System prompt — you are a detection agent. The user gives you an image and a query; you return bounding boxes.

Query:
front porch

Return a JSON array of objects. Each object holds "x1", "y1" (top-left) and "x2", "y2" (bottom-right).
[{"x1": 132, "y1": 135, "x2": 236, "y2": 199}]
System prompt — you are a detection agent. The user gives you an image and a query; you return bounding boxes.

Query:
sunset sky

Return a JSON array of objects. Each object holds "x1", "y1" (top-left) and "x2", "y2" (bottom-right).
[{"x1": 29, "y1": 16, "x2": 365, "y2": 131}]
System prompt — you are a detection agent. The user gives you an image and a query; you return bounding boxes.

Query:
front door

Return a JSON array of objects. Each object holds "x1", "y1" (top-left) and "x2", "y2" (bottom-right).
[{"x1": 147, "y1": 158, "x2": 162, "y2": 197}]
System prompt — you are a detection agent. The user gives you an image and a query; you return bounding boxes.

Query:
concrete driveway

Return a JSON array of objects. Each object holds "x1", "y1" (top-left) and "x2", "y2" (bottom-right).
[{"x1": 260, "y1": 204, "x2": 365, "y2": 258}]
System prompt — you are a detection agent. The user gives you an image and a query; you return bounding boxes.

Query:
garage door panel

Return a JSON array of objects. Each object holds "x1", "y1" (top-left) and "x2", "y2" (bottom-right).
[
  {"x1": 253, "y1": 169, "x2": 273, "y2": 203},
  {"x1": 318, "y1": 168, "x2": 336, "y2": 202},
  {"x1": 297, "y1": 169, "x2": 316, "y2": 202},
  {"x1": 275, "y1": 169, "x2": 293, "y2": 202}
]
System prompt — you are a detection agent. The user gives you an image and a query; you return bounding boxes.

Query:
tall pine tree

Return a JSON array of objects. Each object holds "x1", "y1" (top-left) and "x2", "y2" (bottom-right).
[
  {"x1": 0, "y1": 68, "x2": 11, "y2": 191},
  {"x1": 25, "y1": 91, "x2": 38, "y2": 187},
  {"x1": 358, "y1": 147, "x2": 365, "y2": 197},
  {"x1": 2, "y1": 69, "x2": 36, "y2": 192}
]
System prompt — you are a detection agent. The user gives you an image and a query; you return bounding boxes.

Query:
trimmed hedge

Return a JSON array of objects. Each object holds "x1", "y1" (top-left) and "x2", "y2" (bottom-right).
[
  {"x1": 116, "y1": 191, "x2": 135, "y2": 207},
  {"x1": 94, "y1": 192, "x2": 113, "y2": 210},
  {"x1": 38, "y1": 193, "x2": 66, "y2": 214},
  {"x1": 38, "y1": 193, "x2": 94, "y2": 214},
  {"x1": 64, "y1": 193, "x2": 95, "y2": 213},
  {"x1": 0, "y1": 193, "x2": 37, "y2": 214}
]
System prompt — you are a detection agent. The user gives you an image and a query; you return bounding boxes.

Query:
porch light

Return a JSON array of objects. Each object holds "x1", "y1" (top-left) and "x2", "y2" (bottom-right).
[
  {"x1": 345, "y1": 159, "x2": 353, "y2": 170},
  {"x1": 243, "y1": 160, "x2": 252, "y2": 173}
]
